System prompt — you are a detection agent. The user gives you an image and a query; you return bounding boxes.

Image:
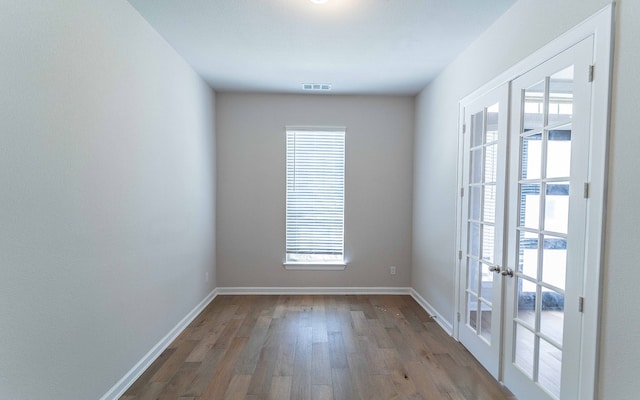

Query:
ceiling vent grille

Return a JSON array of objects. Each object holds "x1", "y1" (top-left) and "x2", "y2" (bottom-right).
[{"x1": 302, "y1": 83, "x2": 332, "y2": 91}]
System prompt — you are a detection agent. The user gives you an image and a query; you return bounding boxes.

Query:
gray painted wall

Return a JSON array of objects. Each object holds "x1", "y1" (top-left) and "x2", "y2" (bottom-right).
[
  {"x1": 0, "y1": 1, "x2": 216, "y2": 399},
  {"x1": 412, "y1": 0, "x2": 640, "y2": 397},
  {"x1": 216, "y1": 93, "x2": 413, "y2": 288},
  {"x1": 599, "y1": 0, "x2": 640, "y2": 396}
]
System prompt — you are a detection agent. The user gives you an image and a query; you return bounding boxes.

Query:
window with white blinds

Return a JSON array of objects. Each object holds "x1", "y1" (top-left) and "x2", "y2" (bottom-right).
[{"x1": 285, "y1": 127, "x2": 345, "y2": 264}]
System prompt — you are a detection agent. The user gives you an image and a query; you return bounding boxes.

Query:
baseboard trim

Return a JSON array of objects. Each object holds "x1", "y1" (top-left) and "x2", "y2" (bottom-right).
[
  {"x1": 216, "y1": 286, "x2": 411, "y2": 295},
  {"x1": 99, "y1": 288, "x2": 218, "y2": 400},
  {"x1": 410, "y1": 288, "x2": 454, "y2": 335}
]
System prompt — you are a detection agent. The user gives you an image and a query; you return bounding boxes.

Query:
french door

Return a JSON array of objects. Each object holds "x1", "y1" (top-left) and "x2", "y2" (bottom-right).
[
  {"x1": 502, "y1": 36, "x2": 594, "y2": 400},
  {"x1": 458, "y1": 34, "x2": 600, "y2": 400},
  {"x1": 458, "y1": 86, "x2": 508, "y2": 379}
]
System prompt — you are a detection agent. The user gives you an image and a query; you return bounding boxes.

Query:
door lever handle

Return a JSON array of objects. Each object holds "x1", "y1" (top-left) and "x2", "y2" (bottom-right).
[
  {"x1": 501, "y1": 268, "x2": 514, "y2": 277},
  {"x1": 489, "y1": 266, "x2": 501, "y2": 273}
]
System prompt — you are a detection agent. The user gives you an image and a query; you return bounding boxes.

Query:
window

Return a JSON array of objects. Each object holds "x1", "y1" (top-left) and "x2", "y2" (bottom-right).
[{"x1": 285, "y1": 127, "x2": 345, "y2": 266}]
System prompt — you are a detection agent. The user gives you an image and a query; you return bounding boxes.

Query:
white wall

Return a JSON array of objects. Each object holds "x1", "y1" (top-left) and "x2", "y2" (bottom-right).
[
  {"x1": 412, "y1": 0, "x2": 640, "y2": 398},
  {"x1": 216, "y1": 93, "x2": 413, "y2": 288},
  {"x1": 0, "y1": 1, "x2": 216, "y2": 399}
]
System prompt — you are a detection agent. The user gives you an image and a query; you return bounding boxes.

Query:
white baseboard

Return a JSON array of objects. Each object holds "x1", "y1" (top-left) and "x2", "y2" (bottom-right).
[
  {"x1": 99, "y1": 288, "x2": 218, "y2": 400},
  {"x1": 410, "y1": 288, "x2": 454, "y2": 335},
  {"x1": 216, "y1": 286, "x2": 411, "y2": 295}
]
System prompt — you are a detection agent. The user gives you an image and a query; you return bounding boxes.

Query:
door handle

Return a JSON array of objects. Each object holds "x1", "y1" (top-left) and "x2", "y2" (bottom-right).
[
  {"x1": 489, "y1": 265, "x2": 501, "y2": 273},
  {"x1": 501, "y1": 267, "x2": 514, "y2": 277}
]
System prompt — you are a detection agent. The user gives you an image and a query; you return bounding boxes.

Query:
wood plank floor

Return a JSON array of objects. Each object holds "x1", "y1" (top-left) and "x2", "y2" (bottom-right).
[{"x1": 121, "y1": 295, "x2": 516, "y2": 400}]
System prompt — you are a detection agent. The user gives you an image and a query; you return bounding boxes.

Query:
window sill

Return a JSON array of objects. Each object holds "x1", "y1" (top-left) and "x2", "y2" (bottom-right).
[{"x1": 283, "y1": 262, "x2": 347, "y2": 271}]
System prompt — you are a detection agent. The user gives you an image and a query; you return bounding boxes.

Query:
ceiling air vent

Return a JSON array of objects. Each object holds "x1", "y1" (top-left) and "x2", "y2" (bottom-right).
[{"x1": 302, "y1": 83, "x2": 332, "y2": 91}]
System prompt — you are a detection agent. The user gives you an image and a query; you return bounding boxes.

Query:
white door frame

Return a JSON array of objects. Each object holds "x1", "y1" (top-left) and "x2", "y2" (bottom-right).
[{"x1": 454, "y1": 4, "x2": 613, "y2": 398}]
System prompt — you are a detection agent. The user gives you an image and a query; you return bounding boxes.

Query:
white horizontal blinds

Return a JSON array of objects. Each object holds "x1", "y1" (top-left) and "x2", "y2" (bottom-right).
[{"x1": 286, "y1": 128, "x2": 345, "y2": 263}]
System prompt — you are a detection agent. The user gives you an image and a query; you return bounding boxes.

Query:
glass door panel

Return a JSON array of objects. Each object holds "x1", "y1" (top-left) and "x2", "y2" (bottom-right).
[
  {"x1": 504, "y1": 37, "x2": 593, "y2": 400},
  {"x1": 458, "y1": 86, "x2": 508, "y2": 379}
]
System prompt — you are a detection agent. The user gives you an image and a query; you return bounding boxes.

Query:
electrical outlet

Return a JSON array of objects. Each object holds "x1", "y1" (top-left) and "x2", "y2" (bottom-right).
[{"x1": 390, "y1": 266, "x2": 397, "y2": 275}]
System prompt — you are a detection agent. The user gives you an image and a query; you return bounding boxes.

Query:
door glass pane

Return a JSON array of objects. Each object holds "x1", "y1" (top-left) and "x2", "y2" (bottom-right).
[
  {"x1": 469, "y1": 222, "x2": 480, "y2": 257},
  {"x1": 518, "y1": 230, "x2": 539, "y2": 278},
  {"x1": 520, "y1": 183, "x2": 541, "y2": 229},
  {"x1": 486, "y1": 103, "x2": 499, "y2": 143},
  {"x1": 480, "y1": 301, "x2": 492, "y2": 343},
  {"x1": 471, "y1": 111, "x2": 484, "y2": 147},
  {"x1": 544, "y1": 183, "x2": 570, "y2": 234},
  {"x1": 539, "y1": 339, "x2": 562, "y2": 399},
  {"x1": 480, "y1": 263, "x2": 494, "y2": 303},
  {"x1": 468, "y1": 293, "x2": 478, "y2": 329},
  {"x1": 546, "y1": 127, "x2": 572, "y2": 178},
  {"x1": 548, "y1": 65, "x2": 574, "y2": 127},
  {"x1": 523, "y1": 80, "x2": 545, "y2": 131},
  {"x1": 517, "y1": 277, "x2": 537, "y2": 328},
  {"x1": 542, "y1": 235, "x2": 567, "y2": 290},
  {"x1": 484, "y1": 144, "x2": 498, "y2": 183},
  {"x1": 482, "y1": 224, "x2": 495, "y2": 263},
  {"x1": 470, "y1": 185, "x2": 482, "y2": 221},
  {"x1": 468, "y1": 258, "x2": 479, "y2": 295},
  {"x1": 470, "y1": 148, "x2": 482, "y2": 183},
  {"x1": 515, "y1": 324, "x2": 535, "y2": 378},
  {"x1": 522, "y1": 133, "x2": 542, "y2": 180},
  {"x1": 483, "y1": 184, "x2": 496, "y2": 223},
  {"x1": 540, "y1": 289, "x2": 564, "y2": 345}
]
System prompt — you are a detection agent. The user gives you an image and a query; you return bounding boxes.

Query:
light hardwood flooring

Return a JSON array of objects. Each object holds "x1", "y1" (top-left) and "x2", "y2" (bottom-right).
[{"x1": 121, "y1": 295, "x2": 516, "y2": 400}]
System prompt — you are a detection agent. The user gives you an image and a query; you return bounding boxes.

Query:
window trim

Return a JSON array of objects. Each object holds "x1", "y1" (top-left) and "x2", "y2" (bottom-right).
[{"x1": 282, "y1": 262, "x2": 347, "y2": 271}]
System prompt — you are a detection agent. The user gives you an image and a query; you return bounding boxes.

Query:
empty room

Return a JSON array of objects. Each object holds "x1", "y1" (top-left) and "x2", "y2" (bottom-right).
[{"x1": 1, "y1": 0, "x2": 638, "y2": 399}]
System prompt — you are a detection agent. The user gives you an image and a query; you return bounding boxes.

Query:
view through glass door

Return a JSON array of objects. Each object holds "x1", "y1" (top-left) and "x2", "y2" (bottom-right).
[
  {"x1": 503, "y1": 36, "x2": 594, "y2": 400},
  {"x1": 458, "y1": 86, "x2": 508, "y2": 379}
]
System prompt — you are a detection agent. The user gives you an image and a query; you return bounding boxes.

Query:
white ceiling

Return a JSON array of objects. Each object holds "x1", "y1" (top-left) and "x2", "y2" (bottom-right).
[{"x1": 128, "y1": 0, "x2": 516, "y2": 95}]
